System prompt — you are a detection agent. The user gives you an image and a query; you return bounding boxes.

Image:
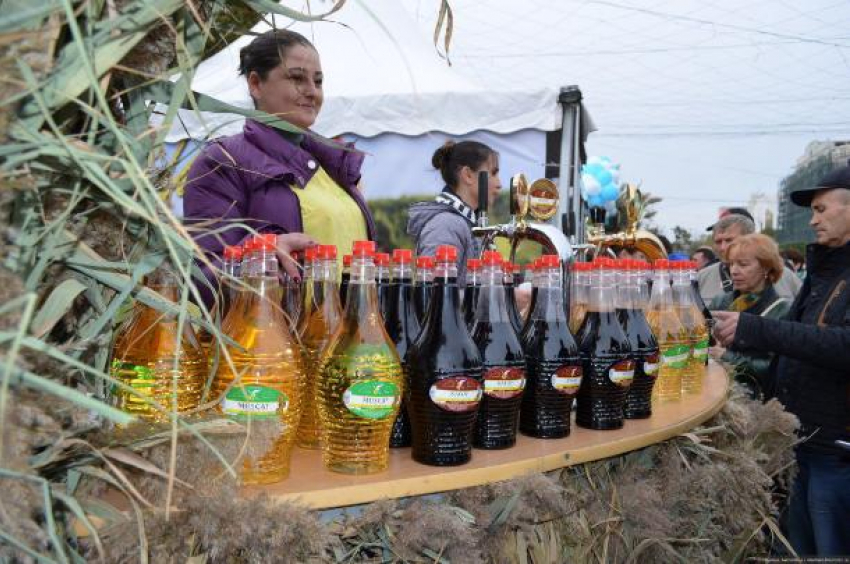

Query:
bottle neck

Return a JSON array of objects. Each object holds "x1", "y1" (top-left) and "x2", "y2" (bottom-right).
[
  {"x1": 375, "y1": 265, "x2": 390, "y2": 283},
  {"x1": 415, "y1": 268, "x2": 434, "y2": 284},
  {"x1": 530, "y1": 268, "x2": 566, "y2": 321},
  {"x1": 571, "y1": 271, "x2": 589, "y2": 305},
  {"x1": 425, "y1": 261, "x2": 464, "y2": 332},
  {"x1": 616, "y1": 269, "x2": 642, "y2": 310},
  {"x1": 477, "y1": 264, "x2": 512, "y2": 323},
  {"x1": 588, "y1": 268, "x2": 616, "y2": 312},
  {"x1": 648, "y1": 270, "x2": 674, "y2": 309},
  {"x1": 392, "y1": 263, "x2": 413, "y2": 281},
  {"x1": 343, "y1": 255, "x2": 381, "y2": 327},
  {"x1": 671, "y1": 270, "x2": 694, "y2": 307}
]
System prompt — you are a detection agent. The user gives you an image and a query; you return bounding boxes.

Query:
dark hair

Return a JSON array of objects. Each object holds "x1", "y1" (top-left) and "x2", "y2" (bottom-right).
[
  {"x1": 431, "y1": 140, "x2": 496, "y2": 188},
  {"x1": 239, "y1": 30, "x2": 316, "y2": 80},
  {"x1": 692, "y1": 246, "x2": 716, "y2": 261},
  {"x1": 781, "y1": 247, "x2": 804, "y2": 265}
]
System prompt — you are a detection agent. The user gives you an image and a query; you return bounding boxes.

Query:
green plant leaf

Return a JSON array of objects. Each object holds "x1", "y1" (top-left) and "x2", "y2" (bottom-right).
[{"x1": 30, "y1": 277, "x2": 88, "y2": 338}]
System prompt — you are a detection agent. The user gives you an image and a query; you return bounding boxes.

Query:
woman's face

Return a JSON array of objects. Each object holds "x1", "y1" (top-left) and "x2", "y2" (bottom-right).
[
  {"x1": 729, "y1": 246, "x2": 767, "y2": 293},
  {"x1": 247, "y1": 45, "x2": 324, "y2": 129}
]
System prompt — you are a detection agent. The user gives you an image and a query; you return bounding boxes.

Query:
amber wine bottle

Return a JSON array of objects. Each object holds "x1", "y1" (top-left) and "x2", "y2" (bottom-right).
[
  {"x1": 317, "y1": 240, "x2": 403, "y2": 474},
  {"x1": 110, "y1": 268, "x2": 206, "y2": 422},
  {"x1": 296, "y1": 245, "x2": 342, "y2": 449},
  {"x1": 213, "y1": 234, "x2": 303, "y2": 485}
]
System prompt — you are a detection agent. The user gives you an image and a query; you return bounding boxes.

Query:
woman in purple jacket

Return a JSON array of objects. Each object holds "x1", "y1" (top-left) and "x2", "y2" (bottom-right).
[{"x1": 184, "y1": 30, "x2": 376, "y2": 309}]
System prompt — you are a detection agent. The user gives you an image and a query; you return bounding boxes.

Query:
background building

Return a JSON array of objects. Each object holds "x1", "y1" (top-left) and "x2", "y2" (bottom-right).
[{"x1": 776, "y1": 140, "x2": 850, "y2": 246}]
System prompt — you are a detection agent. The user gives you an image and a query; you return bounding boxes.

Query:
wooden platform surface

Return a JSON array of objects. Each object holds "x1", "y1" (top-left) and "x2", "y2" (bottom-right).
[{"x1": 250, "y1": 361, "x2": 729, "y2": 509}]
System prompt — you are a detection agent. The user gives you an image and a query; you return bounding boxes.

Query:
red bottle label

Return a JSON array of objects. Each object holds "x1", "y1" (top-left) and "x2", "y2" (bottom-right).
[
  {"x1": 609, "y1": 359, "x2": 635, "y2": 387},
  {"x1": 483, "y1": 367, "x2": 526, "y2": 399},
  {"x1": 551, "y1": 365, "x2": 583, "y2": 396},
  {"x1": 429, "y1": 376, "x2": 483, "y2": 413}
]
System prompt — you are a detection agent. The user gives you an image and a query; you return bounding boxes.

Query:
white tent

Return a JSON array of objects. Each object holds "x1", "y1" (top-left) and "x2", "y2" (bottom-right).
[{"x1": 163, "y1": 0, "x2": 589, "y2": 221}]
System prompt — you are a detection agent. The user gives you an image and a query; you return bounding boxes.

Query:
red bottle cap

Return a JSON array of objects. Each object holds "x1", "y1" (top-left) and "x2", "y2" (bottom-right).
[
  {"x1": 653, "y1": 259, "x2": 670, "y2": 269},
  {"x1": 572, "y1": 261, "x2": 592, "y2": 271},
  {"x1": 596, "y1": 257, "x2": 617, "y2": 269},
  {"x1": 352, "y1": 240, "x2": 376, "y2": 257},
  {"x1": 481, "y1": 250, "x2": 503, "y2": 266},
  {"x1": 374, "y1": 252, "x2": 390, "y2": 266},
  {"x1": 305, "y1": 246, "x2": 318, "y2": 262},
  {"x1": 223, "y1": 245, "x2": 243, "y2": 260},
  {"x1": 539, "y1": 255, "x2": 560, "y2": 269},
  {"x1": 435, "y1": 245, "x2": 457, "y2": 262},
  {"x1": 343, "y1": 254, "x2": 352, "y2": 267},
  {"x1": 392, "y1": 249, "x2": 413, "y2": 264},
  {"x1": 467, "y1": 258, "x2": 482, "y2": 270},
  {"x1": 416, "y1": 256, "x2": 435, "y2": 269},
  {"x1": 317, "y1": 245, "x2": 337, "y2": 260},
  {"x1": 255, "y1": 234, "x2": 277, "y2": 251}
]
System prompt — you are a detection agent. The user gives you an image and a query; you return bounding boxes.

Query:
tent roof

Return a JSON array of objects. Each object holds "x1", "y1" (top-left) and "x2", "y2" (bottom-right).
[{"x1": 163, "y1": 0, "x2": 561, "y2": 142}]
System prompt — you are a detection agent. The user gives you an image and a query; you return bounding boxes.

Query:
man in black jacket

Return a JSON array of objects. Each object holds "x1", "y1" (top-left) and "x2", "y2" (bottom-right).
[{"x1": 715, "y1": 161, "x2": 850, "y2": 556}]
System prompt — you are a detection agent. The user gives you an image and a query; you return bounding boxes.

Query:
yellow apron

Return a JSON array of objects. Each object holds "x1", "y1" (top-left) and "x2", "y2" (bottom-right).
[{"x1": 293, "y1": 167, "x2": 368, "y2": 266}]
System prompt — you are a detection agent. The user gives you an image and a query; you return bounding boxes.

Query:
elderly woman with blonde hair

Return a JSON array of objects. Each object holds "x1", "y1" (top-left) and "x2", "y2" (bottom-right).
[{"x1": 709, "y1": 233, "x2": 791, "y2": 398}]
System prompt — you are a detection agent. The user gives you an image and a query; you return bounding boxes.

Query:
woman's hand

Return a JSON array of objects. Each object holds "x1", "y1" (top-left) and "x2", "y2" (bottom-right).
[{"x1": 275, "y1": 233, "x2": 317, "y2": 282}]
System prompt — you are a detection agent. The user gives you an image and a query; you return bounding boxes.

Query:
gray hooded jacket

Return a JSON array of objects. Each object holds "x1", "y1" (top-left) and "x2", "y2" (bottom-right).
[{"x1": 407, "y1": 201, "x2": 481, "y2": 286}]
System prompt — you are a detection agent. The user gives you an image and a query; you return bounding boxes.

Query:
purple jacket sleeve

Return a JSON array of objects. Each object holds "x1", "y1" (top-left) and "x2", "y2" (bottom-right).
[{"x1": 183, "y1": 143, "x2": 250, "y2": 311}]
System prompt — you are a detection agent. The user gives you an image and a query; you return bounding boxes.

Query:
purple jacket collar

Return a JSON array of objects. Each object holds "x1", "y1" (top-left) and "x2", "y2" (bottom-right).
[{"x1": 238, "y1": 119, "x2": 375, "y2": 237}]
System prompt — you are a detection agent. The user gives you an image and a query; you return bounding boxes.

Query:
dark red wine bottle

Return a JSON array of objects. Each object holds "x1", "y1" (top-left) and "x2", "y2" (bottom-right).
[
  {"x1": 520, "y1": 255, "x2": 581, "y2": 438},
  {"x1": 384, "y1": 249, "x2": 420, "y2": 448},
  {"x1": 407, "y1": 245, "x2": 483, "y2": 465},
  {"x1": 471, "y1": 251, "x2": 526, "y2": 449},
  {"x1": 463, "y1": 258, "x2": 482, "y2": 330},
  {"x1": 616, "y1": 259, "x2": 659, "y2": 419},
  {"x1": 575, "y1": 258, "x2": 634, "y2": 430}
]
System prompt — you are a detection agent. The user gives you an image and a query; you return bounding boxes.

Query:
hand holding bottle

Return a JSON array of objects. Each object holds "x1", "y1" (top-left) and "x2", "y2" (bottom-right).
[{"x1": 274, "y1": 232, "x2": 318, "y2": 282}]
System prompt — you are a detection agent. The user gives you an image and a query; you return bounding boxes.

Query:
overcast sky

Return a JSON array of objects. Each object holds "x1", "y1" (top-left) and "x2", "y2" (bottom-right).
[{"x1": 400, "y1": 0, "x2": 850, "y2": 236}]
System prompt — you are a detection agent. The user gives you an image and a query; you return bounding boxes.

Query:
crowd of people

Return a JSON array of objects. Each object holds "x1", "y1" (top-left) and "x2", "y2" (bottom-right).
[{"x1": 181, "y1": 29, "x2": 849, "y2": 559}]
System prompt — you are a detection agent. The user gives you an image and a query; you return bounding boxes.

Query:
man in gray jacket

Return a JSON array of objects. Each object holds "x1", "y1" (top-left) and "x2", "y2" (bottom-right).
[{"x1": 698, "y1": 213, "x2": 801, "y2": 303}]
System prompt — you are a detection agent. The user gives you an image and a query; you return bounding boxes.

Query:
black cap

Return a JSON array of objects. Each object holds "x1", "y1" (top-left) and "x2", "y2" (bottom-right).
[
  {"x1": 706, "y1": 207, "x2": 755, "y2": 231},
  {"x1": 790, "y1": 159, "x2": 850, "y2": 207}
]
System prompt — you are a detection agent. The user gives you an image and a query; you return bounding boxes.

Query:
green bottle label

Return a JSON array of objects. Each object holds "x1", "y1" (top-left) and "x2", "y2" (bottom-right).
[
  {"x1": 111, "y1": 361, "x2": 155, "y2": 391},
  {"x1": 222, "y1": 386, "x2": 287, "y2": 421},
  {"x1": 343, "y1": 380, "x2": 400, "y2": 420},
  {"x1": 693, "y1": 339, "x2": 709, "y2": 362},
  {"x1": 662, "y1": 345, "x2": 690, "y2": 369}
]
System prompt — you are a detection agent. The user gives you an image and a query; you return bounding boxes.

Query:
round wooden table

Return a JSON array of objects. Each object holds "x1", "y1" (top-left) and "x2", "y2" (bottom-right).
[{"x1": 248, "y1": 361, "x2": 729, "y2": 509}]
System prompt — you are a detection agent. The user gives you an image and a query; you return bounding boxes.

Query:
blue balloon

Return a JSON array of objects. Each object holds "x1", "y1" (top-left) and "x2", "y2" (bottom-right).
[
  {"x1": 583, "y1": 163, "x2": 604, "y2": 177},
  {"x1": 600, "y1": 182, "x2": 619, "y2": 202},
  {"x1": 588, "y1": 194, "x2": 604, "y2": 207},
  {"x1": 595, "y1": 169, "x2": 612, "y2": 187}
]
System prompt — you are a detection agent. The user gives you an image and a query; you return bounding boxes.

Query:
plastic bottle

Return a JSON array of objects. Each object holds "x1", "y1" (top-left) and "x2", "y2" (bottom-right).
[
  {"x1": 110, "y1": 268, "x2": 206, "y2": 421},
  {"x1": 672, "y1": 261, "x2": 709, "y2": 394},
  {"x1": 383, "y1": 249, "x2": 420, "y2": 448},
  {"x1": 688, "y1": 260, "x2": 715, "y2": 348},
  {"x1": 318, "y1": 240, "x2": 403, "y2": 474},
  {"x1": 575, "y1": 258, "x2": 634, "y2": 430},
  {"x1": 296, "y1": 244, "x2": 342, "y2": 449},
  {"x1": 520, "y1": 255, "x2": 581, "y2": 438},
  {"x1": 407, "y1": 245, "x2": 483, "y2": 466},
  {"x1": 646, "y1": 259, "x2": 688, "y2": 403},
  {"x1": 616, "y1": 259, "x2": 660, "y2": 419},
  {"x1": 472, "y1": 251, "x2": 527, "y2": 449},
  {"x1": 213, "y1": 234, "x2": 304, "y2": 484}
]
